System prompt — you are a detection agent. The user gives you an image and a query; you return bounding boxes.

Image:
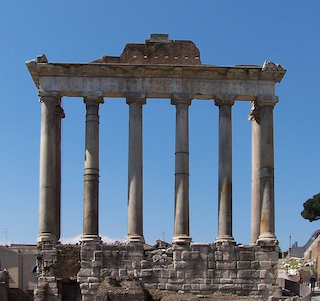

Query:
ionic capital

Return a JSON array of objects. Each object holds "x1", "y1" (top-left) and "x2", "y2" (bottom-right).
[
  {"x1": 38, "y1": 91, "x2": 60, "y2": 104},
  {"x1": 214, "y1": 94, "x2": 236, "y2": 107},
  {"x1": 257, "y1": 95, "x2": 278, "y2": 107},
  {"x1": 170, "y1": 92, "x2": 192, "y2": 106},
  {"x1": 126, "y1": 92, "x2": 146, "y2": 105},
  {"x1": 83, "y1": 95, "x2": 104, "y2": 105}
]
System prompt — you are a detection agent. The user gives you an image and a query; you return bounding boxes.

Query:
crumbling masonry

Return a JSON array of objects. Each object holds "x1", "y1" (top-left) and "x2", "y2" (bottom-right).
[{"x1": 26, "y1": 34, "x2": 286, "y2": 300}]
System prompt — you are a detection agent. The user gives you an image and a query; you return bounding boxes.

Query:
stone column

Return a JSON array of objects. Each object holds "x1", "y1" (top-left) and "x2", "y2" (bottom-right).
[
  {"x1": 81, "y1": 96, "x2": 104, "y2": 242},
  {"x1": 38, "y1": 92, "x2": 61, "y2": 242},
  {"x1": 171, "y1": 93, "x2": 192, "y2": 244},
  {"x1": 126, "y1": 93, "x2": 146, "y2": 244},
  {"x1": 55, "y1": 105, "x2": 65, "y2": 241},
  {"x1": 257, "y1": 95, "x2": 278, "y2": 244},
  {"x1": 249, "y1": 101, "x2": 261, "y2": 243},
  {"x1": 215, "y1": 95, "x2": 235, "y2": 243}
]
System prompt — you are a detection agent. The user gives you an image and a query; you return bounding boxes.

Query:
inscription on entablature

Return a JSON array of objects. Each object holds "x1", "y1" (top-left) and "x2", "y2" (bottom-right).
[{"x1": 40, "y1": 76, "x2": 274, "y2": 99}]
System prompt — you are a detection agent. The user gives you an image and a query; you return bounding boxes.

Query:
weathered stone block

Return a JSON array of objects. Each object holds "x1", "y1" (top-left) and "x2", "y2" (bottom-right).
[
  {"x1": 91, "y1": 268, "x2": 100, "y2": 277},
  {"x1": 203, "y1": 278, "x2": 211, "y2": 284},
  {"x1": 173, "y1": 251, "x2": 181, "y2": 261},
  {"x1": 78, "y1": 268, "x2": 92, "y2": 277},
  {"x1": 260, "y1": 270, "x2": 267, "y2": 279},
  {"x1": 252, "y1": 269, "x2": 260, "y2": 279},
  {"x1": 80, "y1": 289, "x2": 90, "y2": 295},
  {"x1": 127, "y1": 270, "x2": 134, "y2": 277},
  {"x1": 260, "y1": 261, "x2": 272, "y2": 269},
  {"x1": 140, "y1": 260, "x2": 149, "y2": 269},
  {"x1": 169, "y1": 270, "x2": 177, "y2": 278},
  {"x1": 219, "y1": 283, "x2": 242, "y2": 292},
  {"x1": 239, "y1": 251, "x2": 255, "y2": 261},
  {"x1": 88, "y1": 276, "x2": 99, "y2": 283},
  {"x1": 182, "y1": 283, "x2": 191, "y2": 291},
  {"x1": 79, "y1": 283, "x2": 89, "y2": 290},
  {"x1": 255, "y1": 251, "x2": 270, "y2": 261},
  {"x1": 157, "y1": 283, "x2": 166, "y2": 290},
  {"x1": 94, "y1": 250, "x2": 102, "y2": 259},
  {"x1": 89, "y1": 282, "x2": 100, "y2": 290},
  {"x1": 100, "y1": 268, "x2": 111, "y2": 277},
  {"x1": 166, "y1": 283, "x2": 182, "y2": 291},
  {"x1": 175, "y1": 260, "x2": 189, "y2": 269},
  {"x1": 184, "y1": 270, "x2": 194, "y2": 279},
  {"x1": 207, "y1": 269, "x2": 215, "y2": 278},
  {"x1": 223, "y1": 251, "x2": 236, "y2": 261},
  {"x1": 160, "y1": 269, "x2": 169, "y2": 278},
  {"x1": 177, "y1": 270, "x2": 185, "y2": 279},
  {"x1": 141, "y1": 269, "x2": 153, "y2": 277},
  {"x1": 215, "y1": 251, "x2": 223, "y2": 261},
  {"x1": 237, "y1": 270, "x2": 252, "y2": 279},
  {"x1": 119, "y1": 269, "x2": 127, "y2": 276},
  {"x1": 92, "y1": 260, "x2": 102, "y2": 268},
  {"x1": 190, "y1": 283, "x2": 200, "y2": 290},
  {"x1": 181, "y1": 251, "x2": 190, "y2": 260},
  {"x1": 80, "y1": 260, "x2": 91, "y2": 269},
  {"x1": 77, "y1": 276, "x2": 88, "y2": 283},
  {"x1": 191, "y1": 251, "x2": 200, "y2": 260},
  {"x1": 191, "y1": 278, "x2": 203, "y2": 284},
  {"x1": 251, "y1": 261, "x2": 260, "y2": 270},
  {"x1": 144, "y1": 283, "x2": 158, "y2": 289},
  {"x1": 237, "y1": 260, "x2": 251, "y2": 269},
  {"x1": 208, "y1": 260, "x2": 215, "y2": 269},
  {"x1": 216, "y1": 261, "x2": 236, "y2": 270},
  {"x1": 219, "y1": 278, "x2": 234, "y2": 284}
]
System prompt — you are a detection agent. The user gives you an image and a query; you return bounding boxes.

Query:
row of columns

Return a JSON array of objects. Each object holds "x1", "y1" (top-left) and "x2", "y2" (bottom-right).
[{"x1": 37, "y1": 92, "x2": 277, "y2": 245}]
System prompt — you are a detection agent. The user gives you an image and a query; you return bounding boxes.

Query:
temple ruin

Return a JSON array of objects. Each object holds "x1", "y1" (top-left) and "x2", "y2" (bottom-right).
[{"x1": 26, "y1": 34, "x2": 286, "y2": 300}]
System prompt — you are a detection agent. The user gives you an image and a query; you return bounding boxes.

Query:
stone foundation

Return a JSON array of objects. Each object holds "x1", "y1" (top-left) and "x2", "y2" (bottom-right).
[{"x1": 34, "y1": 241, "x2": 280, "y2": 300}]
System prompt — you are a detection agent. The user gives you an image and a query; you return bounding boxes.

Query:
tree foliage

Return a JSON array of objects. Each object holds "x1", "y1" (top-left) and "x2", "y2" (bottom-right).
[{"x1": 301, "y1": 193, "x2": 320, "y2": 222}]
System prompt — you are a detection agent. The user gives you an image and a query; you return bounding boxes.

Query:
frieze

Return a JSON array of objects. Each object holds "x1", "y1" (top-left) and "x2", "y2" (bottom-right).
[{"x1": 38, "y1": 76, "x2": 275, "y2": 100}]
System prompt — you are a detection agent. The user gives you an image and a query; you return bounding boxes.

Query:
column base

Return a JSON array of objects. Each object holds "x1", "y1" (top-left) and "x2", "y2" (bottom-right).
[
  {"x1": 215, "y1": 235, "x2": 235, "y2": 244},
  {"x1": 257, "y1": 232, "x2": 278, "y2": 245},
  {"x1": 81, "y1": 234, "x2": 101, "y2": 243},
  {"x1": 37, "y1": 232, "x2": 57, "y2": 243},
  {"x1": 172, "y1": 235, "x2": 192, "y2": 245},
  {"x1": 125, "y1": 235, "x2": 145, "y2": 244}
]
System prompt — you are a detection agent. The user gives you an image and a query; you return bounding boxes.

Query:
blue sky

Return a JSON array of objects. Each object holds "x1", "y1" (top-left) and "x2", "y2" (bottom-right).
[{"x1": 1, "y1": 1, "x2": 320, "y2": 251}]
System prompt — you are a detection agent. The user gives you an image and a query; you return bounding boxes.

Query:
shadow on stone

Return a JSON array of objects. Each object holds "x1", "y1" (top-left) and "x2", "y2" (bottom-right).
[{"x1": 96, "y1": 277, "x2": 151, "y2": 301}]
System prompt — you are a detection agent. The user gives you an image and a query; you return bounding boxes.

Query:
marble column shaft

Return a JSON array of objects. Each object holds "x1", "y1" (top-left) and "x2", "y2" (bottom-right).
[
  {"x1": 215, "y1": 97, "x2": 235, "y2": 243},
  {"x1": 126, "y1": 95, "x2": 146, "y2": 243},
  {"x1": 258, "y1": 96, "x2": 278, "y2": 244},
  {"x1": 82, "y1": 96, "x2": 103, "y2": 242},
  {"x1": 171, "y1": 93, "x2": 192, "y2": 244},
  {"x1": 249, "y1": 102, "x2": 261, "y2": 243},
  {"x1": 54, "y1": 105, "x2": 65, "y2": 241},
  {"x1": 38, "y1": 93, "x2": 62, "y2": 242}
]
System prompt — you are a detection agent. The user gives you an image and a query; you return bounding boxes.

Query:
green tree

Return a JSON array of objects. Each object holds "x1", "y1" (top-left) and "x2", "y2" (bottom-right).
[{"x1": 301, "y1": 193, "x2": 320, "y2": 222}]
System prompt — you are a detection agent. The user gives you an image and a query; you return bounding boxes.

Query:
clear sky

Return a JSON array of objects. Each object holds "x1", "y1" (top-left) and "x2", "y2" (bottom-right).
[{"x1": 1, "y1": 1, "x2": 320, "y2": 252}]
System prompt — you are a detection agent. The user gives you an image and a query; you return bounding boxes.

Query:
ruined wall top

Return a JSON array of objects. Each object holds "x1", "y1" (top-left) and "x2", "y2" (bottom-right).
[{"x1": 92, "y1": 34, "x2": 201, "y2": 65}]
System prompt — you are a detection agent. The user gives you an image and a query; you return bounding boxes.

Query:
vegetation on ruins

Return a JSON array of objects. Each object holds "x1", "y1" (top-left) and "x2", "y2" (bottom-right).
[{"x1": 301, "y1": 193, "x2": 320, "y2": 222}]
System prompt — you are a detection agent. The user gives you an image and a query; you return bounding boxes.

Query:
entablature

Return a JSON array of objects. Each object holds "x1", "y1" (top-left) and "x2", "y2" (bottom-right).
[{"x1": 26, "y1": 59, "x2": 285, "y2": 102}]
